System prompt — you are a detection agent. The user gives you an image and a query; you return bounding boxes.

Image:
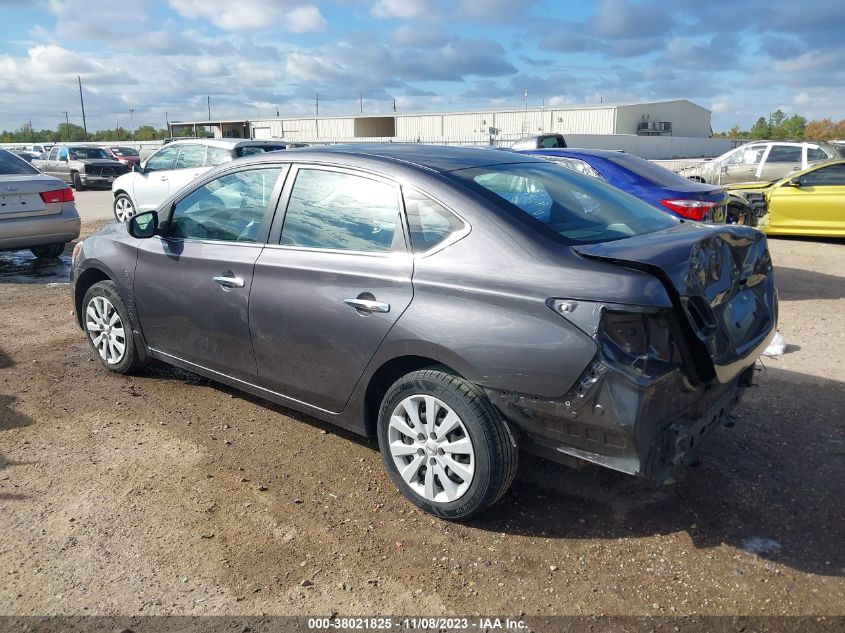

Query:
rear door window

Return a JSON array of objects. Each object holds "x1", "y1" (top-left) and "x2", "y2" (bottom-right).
[
  {"x1": 174, "y1": 144, "x2": 206, "y2": 169},
  {"x1": 807, "y1": 146, "x2": 830, "y2": 161},
  {"x1": 280, "y1": 168, "x2": 401, "y2": 253},
  {"x1": 205, "y1": 146, "x2": 232, "y2": 166},
  {"x1": 403, "y1": 189, "x2": 465, "y2": 252},
  {"x1": 766, "y1": 145, "x2": 803, "y2": 163}
]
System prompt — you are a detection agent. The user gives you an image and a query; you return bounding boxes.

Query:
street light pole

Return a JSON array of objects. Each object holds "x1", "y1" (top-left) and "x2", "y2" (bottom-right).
[
  {"x1": 63, "y1": 111, "x2": 69, "y2": 141},
  {"x1": 129, "y1": 108, "x2": 135, "y2": 140}
]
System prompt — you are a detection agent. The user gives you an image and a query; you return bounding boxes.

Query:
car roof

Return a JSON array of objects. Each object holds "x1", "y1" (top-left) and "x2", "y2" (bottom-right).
[
  {"x1": 520, "y1": 148, "x2": 627, "y2": 159},
  {"x1": 165, "y1": 138, "x2": 290, "y2": 149},
  {"x1": 271, "y1": 143, "x2": 546, "y2": 173}
]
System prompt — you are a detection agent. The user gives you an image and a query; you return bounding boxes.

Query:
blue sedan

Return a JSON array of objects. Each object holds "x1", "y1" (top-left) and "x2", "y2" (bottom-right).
[{"x1": 518, "y1": 148, "x2": 729, "y2": 223}]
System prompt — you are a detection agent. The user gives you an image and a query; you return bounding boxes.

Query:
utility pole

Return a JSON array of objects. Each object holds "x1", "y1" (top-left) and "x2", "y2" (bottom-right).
[
  {"x1": 207, "y1": 95, "x2": 211, "y2": 120},
  {"x1": 315, "y1": 92, "x2": 319, "y2": 116},
  {"x1": 63, "y1": 111, "x2": 69, "y2": 141},
  {"x1": 275, "y1": 104, "x2": 279, "y2": 117},
  {"x1": 360, "y1": 94, "x2": 363, "y2": 115},
  {"x1": 524, "y1": 89, "x2": 528, "y2": 110},
  {"x1": 28, "y1": 118, "x2": 34, "y2": 143},
  {"x1": 129, "y1": 108, "x2": 135, "y2": 140},
  {"x1": 78, "y1": 75, "x2": 88, "y2": 141},
  {"x1": 393, "y1": 98, "x2": 396, "y2": 113}
]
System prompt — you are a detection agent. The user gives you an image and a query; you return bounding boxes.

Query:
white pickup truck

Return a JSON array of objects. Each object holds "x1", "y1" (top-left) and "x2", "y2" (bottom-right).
[{"x1": 32, "y1": 145, "x2": 130, "y2": 190}]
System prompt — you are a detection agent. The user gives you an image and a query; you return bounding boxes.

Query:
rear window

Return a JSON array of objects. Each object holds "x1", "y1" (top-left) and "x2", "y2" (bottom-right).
[
  {"x1": 606, "y1": 153, "x2": 697, "y2": 188},
  {"x1": 113, "y1": 147, "x2": 139, "y2": 157},
  {"x1": 69, "y1": 147, "x2": 110, "y2": 160},
  {"x1": 236, "y1": 145, "x2": 287, "y2": 157},
  {"x1": 450, "y1": 162, "x2": 676, "y2": 245},
  {"x1": 0, "y1": 149, "x2": 39, "y2": 175}
]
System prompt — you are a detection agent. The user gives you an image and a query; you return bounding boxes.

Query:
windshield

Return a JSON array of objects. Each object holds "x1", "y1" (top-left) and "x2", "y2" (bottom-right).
[
  {"x1": 450, "y1": 162, "x2": 677, "y2": 245},
  {"x1": 605, "y1": 153, "x2": 699, "y2": 188},
  {"x1": 0, "y1": 149, "x2": 39, "y2": 175},
  {"x1": 112, "y1": 147, "x2": 139, "y2": 157},
  {"x1": 69, "y1": 147, "x2": 110, "y2": 160},
  {"x1": 236, "y1": 145, "x2": 287, "y2": 157}
]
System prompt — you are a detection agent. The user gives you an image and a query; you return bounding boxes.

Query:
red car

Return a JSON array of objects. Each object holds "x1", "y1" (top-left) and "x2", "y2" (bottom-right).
[{"x1": 102, "y1": 146, "x2": 141, "y2": 168}]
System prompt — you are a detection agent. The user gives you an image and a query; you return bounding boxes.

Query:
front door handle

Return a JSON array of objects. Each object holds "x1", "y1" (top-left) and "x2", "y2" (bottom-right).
[
  {"x1": 213, "y1": 275, "x2": 245, "y2": 288},
  {"x1": 160, "y1": 175, "x2": 168, "y2": 181},
  {"x1": 344, "y1": 298, "x2": 390, "y2": 313}
]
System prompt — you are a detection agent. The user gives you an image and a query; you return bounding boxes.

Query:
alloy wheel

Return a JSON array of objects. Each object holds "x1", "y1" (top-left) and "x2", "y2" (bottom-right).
[
  {"x1": 85, "y1": 296, "x2": 126, "y2": 365},
  {"x1": 387, "y1": 394, "x2": 475, "y2": 503},
  {"x1": 114, "y1": 197, "x2": 135, "y2": 222}
]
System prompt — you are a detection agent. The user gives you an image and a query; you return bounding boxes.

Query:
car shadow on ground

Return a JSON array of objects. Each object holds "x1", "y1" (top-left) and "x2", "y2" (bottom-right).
[
  {"x1": 775, "y1": 266, "x2": 845, "y2": 301},
  {"x1": 141, "y1": 360, "x2": 845, "y2": 578},
  {"x1": 472, "y1": 365, "x2": 844, "y2": 578}
]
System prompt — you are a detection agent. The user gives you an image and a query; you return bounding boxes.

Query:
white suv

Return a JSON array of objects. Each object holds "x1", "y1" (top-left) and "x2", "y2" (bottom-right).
[{"x1": 110, "y1": 139, "x2": 290, "y2": 221}]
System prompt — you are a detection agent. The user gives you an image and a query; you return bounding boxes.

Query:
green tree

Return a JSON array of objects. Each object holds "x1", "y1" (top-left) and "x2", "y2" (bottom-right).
[
  {"x1": 749, "y1": 117, "x2": 771, "y2": 139},
  {"x1": 56, "y1": 122, "x2": 88, "y2": 142},
  {"x1": 777, "y1": 114, "x2": 806, "y2": 140}
]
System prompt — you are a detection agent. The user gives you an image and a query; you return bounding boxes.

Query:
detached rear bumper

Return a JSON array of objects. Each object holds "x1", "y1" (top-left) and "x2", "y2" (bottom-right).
[{"x1": 487, "y1": 358, "x2": 757, "y2": 484}]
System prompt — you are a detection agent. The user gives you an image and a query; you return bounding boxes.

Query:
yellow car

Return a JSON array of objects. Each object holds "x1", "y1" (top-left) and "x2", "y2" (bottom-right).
[{"x1": 727, "y1": 160, "x2": 845, "y2": 237}]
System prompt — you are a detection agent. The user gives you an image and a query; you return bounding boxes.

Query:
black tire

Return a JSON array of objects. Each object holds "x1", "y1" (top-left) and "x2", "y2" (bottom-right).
[
  {"x1": 81, "y1": 280, "x2": 145, "y2": 374},
  {"x1": 377, "y1": 369, "x2": 518, "y2": 520},
  {"x1": 71, "y1": 171, "x2": 86, "y2": 191},
  {"x1": 113, "y1": 193, "x2": 136, "y2": 222},
  {"x1": 30, "y1": 243, "x2": 65, "y2": 258}
]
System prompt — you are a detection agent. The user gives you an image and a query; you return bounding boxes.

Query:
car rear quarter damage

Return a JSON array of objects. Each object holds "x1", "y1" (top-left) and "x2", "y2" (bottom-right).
[{"x1": 486, "y1": 224, "x2": 777, "y2": 484}]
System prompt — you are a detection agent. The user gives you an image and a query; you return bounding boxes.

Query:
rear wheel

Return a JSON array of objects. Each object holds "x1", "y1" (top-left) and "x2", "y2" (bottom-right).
[
  {"x1": 82, "y1": 280, "x2": 144, "y2": 373},
  {"x1": 71, "y1": 171, "x2": 86, "y2": 191},
  {"x1": 377, "y1": 369, "x2": 518, "y2": 520},
  {"x1": 30, "y1": 243, "x2": 65, "y2": 258},
  {"x1": 113, "y1": 193, "x2": 136, "y2": 222}
]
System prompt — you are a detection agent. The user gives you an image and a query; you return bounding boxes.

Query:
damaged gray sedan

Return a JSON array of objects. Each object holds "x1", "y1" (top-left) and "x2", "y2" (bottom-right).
[{"x1": 70, "y1": 146, "x2": 777, "y2": 519}]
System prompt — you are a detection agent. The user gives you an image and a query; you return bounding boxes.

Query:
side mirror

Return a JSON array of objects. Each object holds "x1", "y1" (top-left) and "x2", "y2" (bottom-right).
[
  {"x1": 128, "y1": 211, "x2": 158, "y2": 237},
  {"x1": 133, "y1": 163, "x2": 143, "y2": 173},
  {"x1": 786, "y1": 177, "x2": 802, "y2": 187}
]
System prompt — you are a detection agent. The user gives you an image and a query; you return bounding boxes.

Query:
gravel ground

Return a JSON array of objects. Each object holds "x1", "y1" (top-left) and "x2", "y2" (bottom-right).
[{"x1": 0, "y1": 194, "x2": 843, "y2": 617}]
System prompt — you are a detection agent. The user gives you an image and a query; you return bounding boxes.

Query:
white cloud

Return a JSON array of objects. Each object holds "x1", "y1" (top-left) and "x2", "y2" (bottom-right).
[
  {"x1": 287, "y1": 5, "x2": 328, "y2": 33},
  {"x1": 169, "y1": 0, "x2": 326, "y2": 32},
  {"x1": 372, "y1": 0, "x2": 429, "y2": 19}
]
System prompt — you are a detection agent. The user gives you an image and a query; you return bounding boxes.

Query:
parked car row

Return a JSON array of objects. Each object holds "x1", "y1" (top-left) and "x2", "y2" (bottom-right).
[{"x1": 71, "y1": 144, "x2": 777, "y2": 519}]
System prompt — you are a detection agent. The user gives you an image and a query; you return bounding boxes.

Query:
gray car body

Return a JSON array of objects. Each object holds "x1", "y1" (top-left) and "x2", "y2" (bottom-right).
[
  {"x1": 0, "y1": 149, "x2": 80, "y2": 251},
  {"x1": 71, "y1": 145, "x2": 776, "y2": 481}
]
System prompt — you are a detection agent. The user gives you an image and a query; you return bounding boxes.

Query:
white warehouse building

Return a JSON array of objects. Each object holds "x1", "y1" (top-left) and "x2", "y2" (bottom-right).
[{"x1": 172, "y1": 99, "x2": 712, "y2": 144}]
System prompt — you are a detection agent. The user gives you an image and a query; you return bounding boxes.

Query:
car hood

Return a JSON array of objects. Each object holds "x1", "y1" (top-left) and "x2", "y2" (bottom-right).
[
  {"x1": 75, "y1": 159, "x2": 123, "y2": 166},
  {"x1": 573, "y1": 223, "x2": 776, "y2": 383}
]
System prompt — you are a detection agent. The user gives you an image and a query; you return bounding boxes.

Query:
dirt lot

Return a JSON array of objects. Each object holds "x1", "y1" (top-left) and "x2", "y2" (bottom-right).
[{"x1": 1, "y1": 196, "x2": 843, "y2": 618}]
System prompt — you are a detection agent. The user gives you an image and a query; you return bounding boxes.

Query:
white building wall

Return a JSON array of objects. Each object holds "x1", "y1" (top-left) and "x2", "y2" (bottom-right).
[
  {"x1": 493, "y1": 110, "x2": 550, "y2": 136},
  {"x1": 614, "y1": 101, "x2": 712, "y2": 137},
  {"x1": 442, "y1": 113, "x2": 493, "y2": 140},
  {"x1": 317, "y1": 118, "x2": 354, "y2": 138},
  {"x1": 396, "y1": 114, "x2": 442, "y2": 140},
  {"x1": 551, "y1": 108, "x2": 616, "y2": 134}
]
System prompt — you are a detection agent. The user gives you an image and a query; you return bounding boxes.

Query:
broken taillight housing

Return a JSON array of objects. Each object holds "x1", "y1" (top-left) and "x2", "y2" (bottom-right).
[
  {"x1": 659, "y1": 199, "x2": 715, "y2": 221},
  {"x1": 548, "y1": 299, "x2": 680, "y2": 376}
]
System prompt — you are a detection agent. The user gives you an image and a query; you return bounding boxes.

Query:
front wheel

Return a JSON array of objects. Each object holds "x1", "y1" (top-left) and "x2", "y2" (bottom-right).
[
  {"x1": 30, "y1": 243, "x2": 65, "y2": 258},
  {"x1": 82, "y1": 280, "x2": 145, "y2": 373},
  {"x1": 72, "y1": 171, "x2": 86, "y2": 191},
  {"x1": 377, "y1": 369, "x2": 518, "y2": 520},
  {"x1": 113, "y1": 193, "x2": 136, "y2": 222}
]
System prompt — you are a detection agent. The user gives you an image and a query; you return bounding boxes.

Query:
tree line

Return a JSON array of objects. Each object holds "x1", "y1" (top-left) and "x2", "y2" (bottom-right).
[
  {"x1": 714, "y1": 109, "x2": 845, "y2": 141},
  {"x1": 0, "y1": 122, "x2": 208, "y2": 144}
]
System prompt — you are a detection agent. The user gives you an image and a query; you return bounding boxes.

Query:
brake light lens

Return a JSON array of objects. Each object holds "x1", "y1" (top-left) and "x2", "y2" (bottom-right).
[
  {"x1": 659, "y1": 199, "x2": 715, "y2": 221},
  {"x1": 40, "y1": 188, "x2": 75, "y2": 204}
]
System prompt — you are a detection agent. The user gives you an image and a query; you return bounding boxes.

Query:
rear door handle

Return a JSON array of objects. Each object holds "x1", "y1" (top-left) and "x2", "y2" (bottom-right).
[
  {"x1": 344, "y1": 298, "x2": 390, "y2": 313},
  {"x1": 213, "y1": 275, "x2": 244, "y2": 288},
  {"x1": 160, "y1": 175, "x2": 168, "y2": 181}
]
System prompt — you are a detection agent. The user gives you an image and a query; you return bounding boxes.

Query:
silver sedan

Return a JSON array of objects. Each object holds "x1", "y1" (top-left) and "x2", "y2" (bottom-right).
[{"x1": 0, "y1": 149, "x2": 81, "y2": 258}]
